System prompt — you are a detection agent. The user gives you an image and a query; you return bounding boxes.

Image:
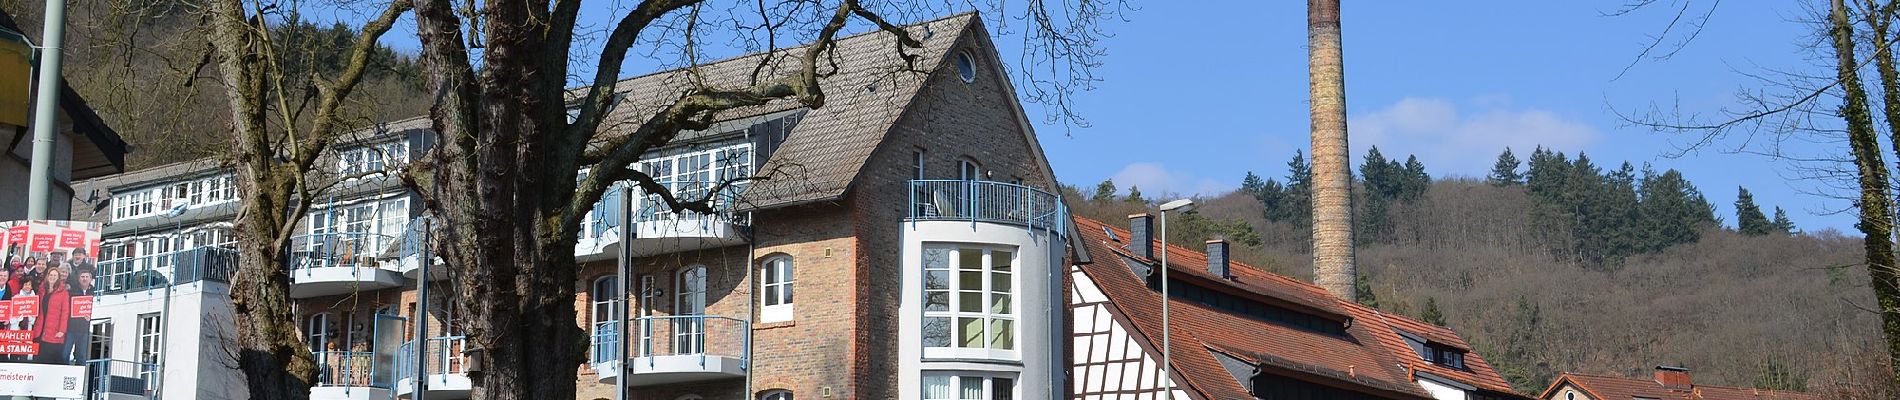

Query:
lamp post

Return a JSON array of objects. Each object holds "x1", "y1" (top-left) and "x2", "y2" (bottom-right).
[
  {"x1": 1156, "y1": 199, "x2": 1194, "y2": 399},
  {"x1": 153, "y1": 203, "x2": 188, "y2": 400}
]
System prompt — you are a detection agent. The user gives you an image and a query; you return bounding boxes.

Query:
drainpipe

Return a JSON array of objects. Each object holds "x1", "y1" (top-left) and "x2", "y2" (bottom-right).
[
  {"x1": 25, "y1": 0, "x2": 66, "y2": 220},
  {"x1": 743, "y1": 211, "x2": 756, "y2": 400},
  {"x1": 413, "y1": 217, "x2": 429, "y2": 400}
]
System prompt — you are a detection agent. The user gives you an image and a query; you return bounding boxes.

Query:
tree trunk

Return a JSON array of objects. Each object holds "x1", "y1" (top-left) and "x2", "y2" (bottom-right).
[
  {"x1": 229, "y1": 174, "x2": 317, "y2": 400},
  {"x1": 1828, "y1": 0, "x2": 1900, "y2": 391},
  {"x1": 1308, "y1": 0, "x2": 1356, "y2": 299}
]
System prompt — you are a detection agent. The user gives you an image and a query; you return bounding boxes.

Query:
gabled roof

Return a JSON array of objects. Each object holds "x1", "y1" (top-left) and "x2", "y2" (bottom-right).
[
  {"x1": 584, "y1": 13, "x2": 983, "y2": 210},
  {"x1": 1074, "y1": 216, "x2": 1473, "y2": 400},
  {"x1": 1341, "y1": 300, "x2": 1519, "y2": 395},
  {"x1": 1539, "y1": 373, "x2": 1821, "y2": 400}
]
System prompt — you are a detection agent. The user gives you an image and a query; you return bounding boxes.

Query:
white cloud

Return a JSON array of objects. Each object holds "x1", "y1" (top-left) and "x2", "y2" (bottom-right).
[
  {"x1": 1109, "y1": 162, "x2": 1229, "y2": 197},
  {"x1": 1350, "y1": 97, "x2": 1600, "y2": 176}
]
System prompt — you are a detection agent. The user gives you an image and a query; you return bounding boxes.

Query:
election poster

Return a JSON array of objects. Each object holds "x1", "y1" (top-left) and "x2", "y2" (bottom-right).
[{"x1": 0, "y1": 220, "x2": 101, "y2": 399}]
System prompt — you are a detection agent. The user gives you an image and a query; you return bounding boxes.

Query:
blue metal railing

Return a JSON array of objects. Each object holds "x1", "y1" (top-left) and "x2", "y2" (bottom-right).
[
  {"x1": 907, "y1": 180, "x2": 1067, "y2": 236},
  {"x1": 396, "y1": 215, "x2": 432, "y2": 261},
  {"x1": 86, "y1": 358, "x2": 159, "y2": 399},
  {"x1": 393, "y1": 335, "x2": 468, "y2": 388},
  {"x1": 289, "y1": 232, "x2": 396, "y2": 278},
  {"x1": 93, "y1": 246, "x2": 237, "y2": 295},
  {"x1": 591, "y1": 315, "x2": 751, "y2": 372},
  {"x1": 312, "y1": 351, "x2": 384, "y2": 388}
]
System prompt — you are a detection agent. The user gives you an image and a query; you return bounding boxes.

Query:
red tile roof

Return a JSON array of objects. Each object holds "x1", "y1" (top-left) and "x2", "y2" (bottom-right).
[
  {"x1": 1071, "y1": 216, "x2": 1525, "y2": 399},
  {"x1": 1540, "y1": 373, "x2": 1822, "y2": 400}
]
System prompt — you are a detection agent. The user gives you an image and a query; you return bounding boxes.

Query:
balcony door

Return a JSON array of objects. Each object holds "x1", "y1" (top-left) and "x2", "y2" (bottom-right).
[{"x1": 674, "y1": 266, "x2": 707, "y2": 354}]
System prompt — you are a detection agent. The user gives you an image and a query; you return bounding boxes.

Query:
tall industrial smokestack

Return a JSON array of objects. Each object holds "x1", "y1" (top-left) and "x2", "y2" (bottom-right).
[{"x1": 1308, "y1": 0, "x2": 1357, "y2": 300}]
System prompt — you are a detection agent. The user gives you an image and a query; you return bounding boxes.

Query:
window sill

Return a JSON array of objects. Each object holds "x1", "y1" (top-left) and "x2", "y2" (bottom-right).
[{"x1": 755, "y1": 320, "x2": 796, "y2": 330}]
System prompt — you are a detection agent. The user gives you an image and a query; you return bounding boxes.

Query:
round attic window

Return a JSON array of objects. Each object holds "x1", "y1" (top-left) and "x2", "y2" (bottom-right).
[{"x1": 954, "y1": 50, "x2": 977, "y2": 83}]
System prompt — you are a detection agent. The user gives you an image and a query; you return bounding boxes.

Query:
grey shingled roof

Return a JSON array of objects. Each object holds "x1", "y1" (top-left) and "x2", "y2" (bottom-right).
[{"x1": 589, "y1": 13, "x2": 979, "y2": 209}]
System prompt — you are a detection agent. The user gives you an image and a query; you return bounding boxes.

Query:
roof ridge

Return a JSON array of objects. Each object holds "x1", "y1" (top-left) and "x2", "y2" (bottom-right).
[{"x1": 598, "y1": 12, "x2": 977, "y2": 90}]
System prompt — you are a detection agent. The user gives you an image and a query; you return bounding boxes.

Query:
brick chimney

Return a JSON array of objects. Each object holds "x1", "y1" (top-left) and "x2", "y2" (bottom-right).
[
  {"x1": 1206, "y1": 239, "x2": 1230, "y2": 279},
  {"x1": 1655, "y1": 365, "x2": 1692, "y2": 390},
  {"x1": 1128, "y1": 213, "x2": 1154, "y2": 259}
]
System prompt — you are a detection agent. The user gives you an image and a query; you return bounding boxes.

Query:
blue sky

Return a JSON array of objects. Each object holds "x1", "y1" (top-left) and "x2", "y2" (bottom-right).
[
  {"x1": 1014, "y1": 1, "x2": 1850, "y2": 231},
  {"x1": 338, "y1": 1, "x2": 1847, "y2": 231}
]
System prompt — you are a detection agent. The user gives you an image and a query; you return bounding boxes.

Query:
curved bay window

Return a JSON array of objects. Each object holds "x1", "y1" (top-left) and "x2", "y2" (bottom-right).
[{"x1": 921, "y1": 245, "x2": 1016, "y2": 360}]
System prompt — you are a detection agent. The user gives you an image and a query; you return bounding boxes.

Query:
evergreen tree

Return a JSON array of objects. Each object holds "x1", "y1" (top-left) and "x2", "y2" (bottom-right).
[
  {"x1": 1637, "y1": 169, "x2": 1717, "y2": 252},
  {"x1": 1420, "y1": 297, "x2": 1447, "y2": 326},
  {"x1": 1401, "y1": 155, "x2": 1430, "y2": 200},
  {"x1": 1359, "y1": 147, "x2": 1395, "y2": 244},
  {"x1": 1488, "y1": 147, "x2": 1523, "y2": 186},
  {"x1": 1355, "y1": 274, "x2": 1379, "y2": 308},
  {"x1": 1736, "y1": 187, "x2": 1773, "y2": 236},
  {"x1": 1125, "y1": 186, "x2": 1146, "y2": 203},
  {"x1": 1241, "y1": 172, "x2": 1267, "y2": 196},
  {"x1": 1772, "y1": 207, "x2": 1797, "y2": 234},
  {"x1": 1092, "y1": 180, "x2": 1117, "y2": 202},
  {"x1": 1268, "y1": 151, "x2": 1314, "y2": 228}
]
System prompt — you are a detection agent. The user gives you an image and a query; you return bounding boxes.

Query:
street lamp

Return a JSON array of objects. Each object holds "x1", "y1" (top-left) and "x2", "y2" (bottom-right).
[{"x1": 1157, "y1": 198, "x2": 1194, "y2": 399}]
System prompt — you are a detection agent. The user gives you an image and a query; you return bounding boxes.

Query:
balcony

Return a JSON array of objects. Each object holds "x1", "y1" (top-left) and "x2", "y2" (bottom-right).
[
  {"x1": 393, "y1": 335, "x2": 472, "y2": 399},
  {"x1": 290, "y1": 232, "x2": 404, "y2": 298},
  {"x1": 310, "y1": 351, "x2": 393, "y2": 400},
  {"x1": 93, "y1": 246, "x2": 237, "y2": 296},
  {"x1": 592, "y1": 316, "x2": 750, "y2": 386},
  {"x1": 85, "y1": 359, "x2": 158, "y2": 400},
  {"x1": 907, "y1": 180, "x2": 1067, "y2": 236},
  {"x1": 575, "y1": 197, "x2": 748, "y2": 261},
  {"x1": 384, "y1": 216, "x2": 447, "y2": 281}
]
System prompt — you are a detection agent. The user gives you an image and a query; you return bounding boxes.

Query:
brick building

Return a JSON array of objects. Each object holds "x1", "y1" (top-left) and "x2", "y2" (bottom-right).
[
  {"x1": 72, "y1": 12, "x2": 1071, "y2": 400},
  {"x1": 1067, "y1": 216, "x2": 1528, "y2": 400}
]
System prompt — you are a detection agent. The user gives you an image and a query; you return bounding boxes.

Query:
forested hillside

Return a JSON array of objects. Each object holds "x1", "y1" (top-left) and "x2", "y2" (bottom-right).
[
  {"x1": 1067, "y1": 147, "x2": 1884, "y2": 396},
  {"x1": 0, "y1": 0, "x2": 427, "y2": 168}
]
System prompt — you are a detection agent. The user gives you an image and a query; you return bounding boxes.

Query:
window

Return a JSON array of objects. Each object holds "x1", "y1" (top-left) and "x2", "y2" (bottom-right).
[
  {"x1": 954, "y1": 51, "x2": 978, "y2": 83},
  {"x1": 633, "y1": 143, "x2": 754, "y2": 223},
  {"x1": 760, "y1": 256, "x2": 794, "y2": 323},
  {"x1": 759, "y1": 390, "x2": 793, "y2": 400},
  {"x1": 136, "y1": 313, "x2": 162, "y2": 388},
  {"x1": 307, "y1": 313, "x2": 333, "y2": 353},
  {"x1": 89, "y1": 319, "x2": 112, "y2": 361},
  {"x1": 912, "y1": 150, "x2": 926, "y2": 180},
  {"x1": 305, "y1": 197, "x2": 408, "y2": 265},
  {"x1": 337, "y1": 141, "x2": 409, "y2": 177},
  {"x1": 922, "y1": 374, "x2": 1013, "y2": 400},
  {"x1": 675, "y1": 266, "x2": 708, "y2": 354},
  {"x1": 958, "y1": 159, "x2": 981, "y2": 181},
  {"x1": 922, "y1": 245, "x2": 1016, "y2": 359},
  {"x1": 590, "y1": 276, "x2": 620, "y2": 365},
  {"x1": 109, "y1": 174, "x2": 239, "y2": 222}
]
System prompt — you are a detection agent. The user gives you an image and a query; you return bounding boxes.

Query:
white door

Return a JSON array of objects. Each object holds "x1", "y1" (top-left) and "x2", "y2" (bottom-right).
[{"x1": 674, "y1": 267, "x2": 707, "y2": 354}]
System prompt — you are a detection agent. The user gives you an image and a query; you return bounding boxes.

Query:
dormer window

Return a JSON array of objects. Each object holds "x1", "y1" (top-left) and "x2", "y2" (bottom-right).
[{"x1": 1399, "y1": 331, "x2": 1468, "y2": 370}]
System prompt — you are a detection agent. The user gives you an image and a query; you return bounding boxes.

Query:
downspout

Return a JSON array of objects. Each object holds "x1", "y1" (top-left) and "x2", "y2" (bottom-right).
[{"x1": 744, "y1": 211, "x2": 756, "y2": 400}]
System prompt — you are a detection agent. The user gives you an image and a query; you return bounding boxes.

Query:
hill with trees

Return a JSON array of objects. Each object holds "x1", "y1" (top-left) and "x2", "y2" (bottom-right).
[{"x1": 1066, "y1": 147, "x2": 1884, "y2": 396}]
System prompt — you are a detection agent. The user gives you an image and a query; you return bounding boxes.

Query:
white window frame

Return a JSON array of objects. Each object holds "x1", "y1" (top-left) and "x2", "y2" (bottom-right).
[
  {"x1": 337, "y1": 141, "x2": 409, "y2": 178},
  {"x1": 136, "y1": 313, "x2": 163, "y2": 389},
  {"x1": 958, "y1": 159, "x2": 981, "y2": 181},
  {"x1": 589, "y1": 275, "x2": 620, "y2": 364},
  {"x1": 305, "y1": 196, "x2": 408, "y2": 265},
  {"x1": 759, "y1": 256, "x2": 794, "y2": 323},
  {"x1": 307, "y1": 312, "x2": 333, "y2": 353},
  {"x1": 921, "y1": 245, "x2": 1018, "y2": 360},
  {"x1": 89, "y1": 319, "x2": 113, "y2": 361},
  {"x1": 759, "y1": 389, "x2": 794, "y2": 400},
  {"x1": 110, "y1": 174, "x2": 239, "y2": 222},
  {"x1": 631, "y1": 143, "x2": 754, "y2": 223},
  {"x1": 912, "y1": 149, "x2": 926, "y2": 180},
  {"x1": 921, "y1": 372, "x2": 1016, "y2": 400},
  {"x1": 675, "y1": 266, "x2": 708, "y2": 354}
]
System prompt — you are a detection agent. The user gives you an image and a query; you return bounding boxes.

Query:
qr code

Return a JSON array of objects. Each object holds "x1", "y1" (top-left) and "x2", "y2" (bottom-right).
[{"x1": 63, "y1": 376, "x2": 77, "y2": 390}]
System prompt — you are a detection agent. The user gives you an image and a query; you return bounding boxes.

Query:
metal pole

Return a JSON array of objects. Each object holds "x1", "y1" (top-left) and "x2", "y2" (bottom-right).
[
  {"x1": 414, "y1": 217, "x2": 430, "y2": 400},
  {"x1": 1159, "y1": 211, "x2": 1170, "y2": 399},
  {"x1": 614, "y1": 185, "x2": 631, "y2": 400},
  {"x1": 25, "y1": 0, "x2": 67, "y2": 220},
  {"x1": 154, "y1": 219, "x2": 179, "y2": 400}
]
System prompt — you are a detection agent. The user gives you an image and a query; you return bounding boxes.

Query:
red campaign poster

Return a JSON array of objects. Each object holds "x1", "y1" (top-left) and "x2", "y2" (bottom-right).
[
  {"x1": 0, "y1": 341, "x2": 36, "y2": 355},
  {"x1": 0, "y1": 331, "x2": 27, "y2": 342},
  {"x1": 0, "y1": 299, "x2": 9, "y2": 320},
  {"x1": 27, "y1": 233, "x2": 54, "y2": 252},
  {"x1": 5, "y1": 225, "x2": 24, "y2": 247},
  {"x1": 9, "y1": 296, "x2": 34, "y2": 318},
  {"x1": 69, "y1": 296, "x2": 90, "y2": 318},
  {"x1": 57, "y1": 229, "x2": 83, "y2": 249}
]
